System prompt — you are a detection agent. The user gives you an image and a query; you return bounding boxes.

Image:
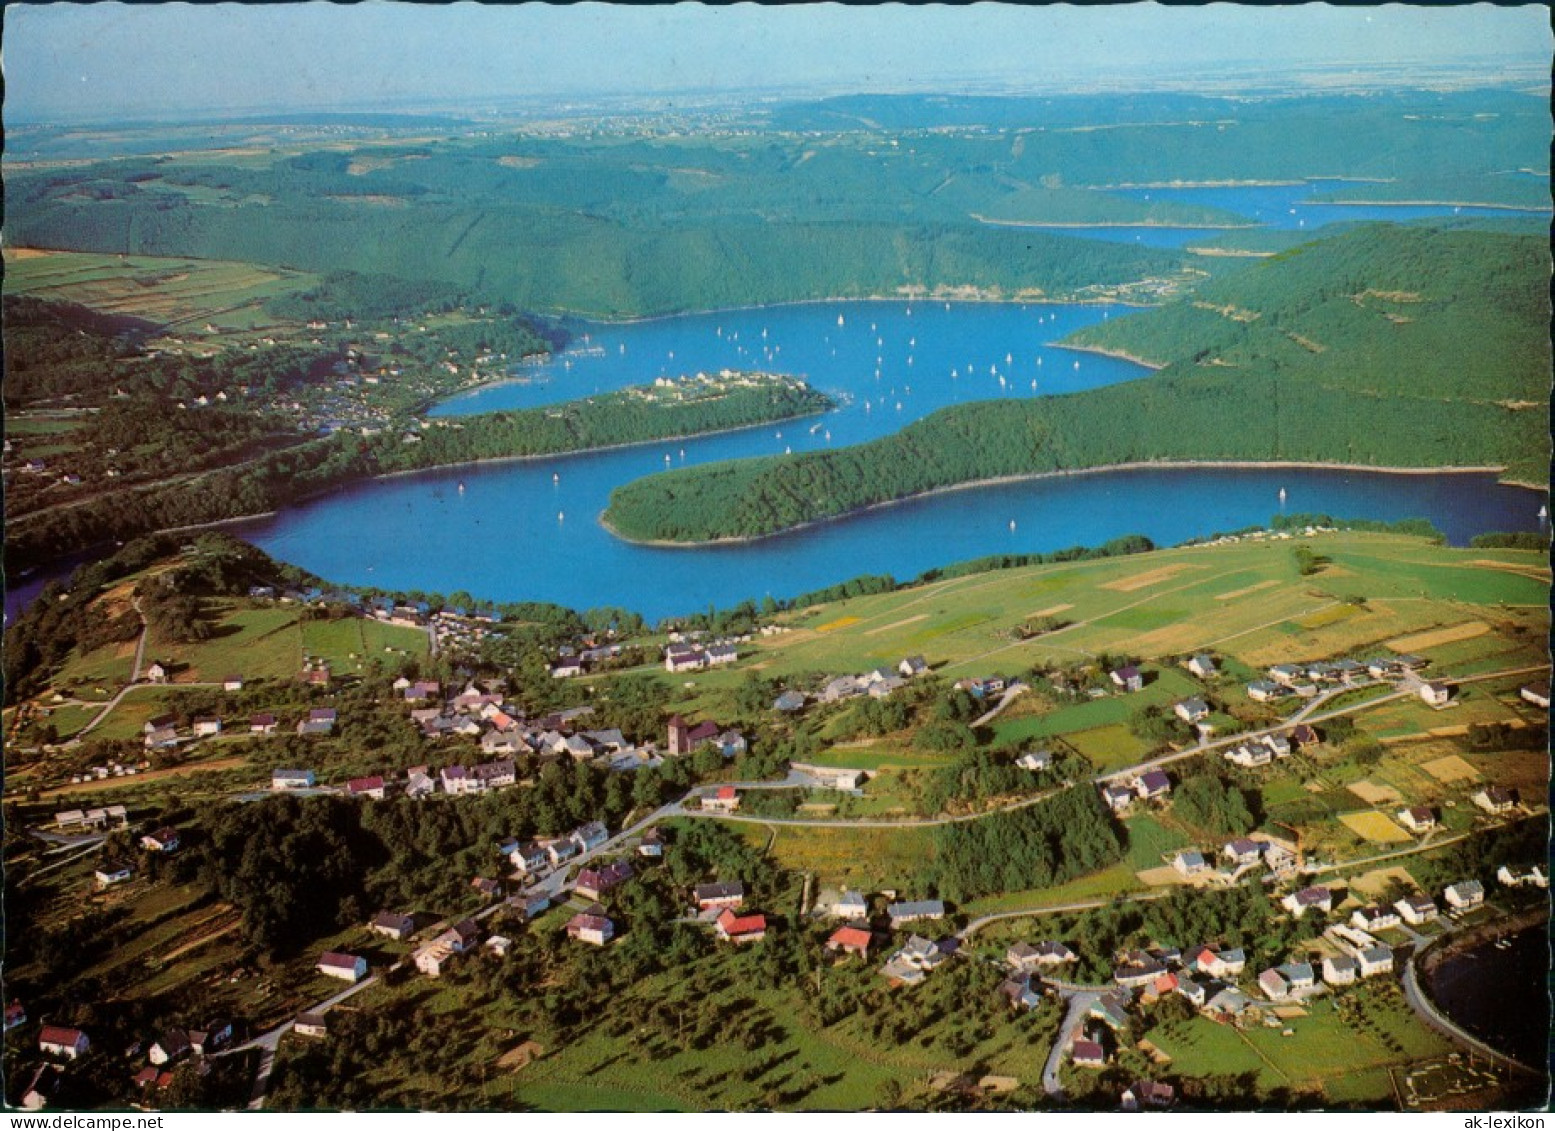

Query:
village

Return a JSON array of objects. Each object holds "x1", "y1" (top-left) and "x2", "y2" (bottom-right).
[{"x1": 4, "y1": 523, "x2": 1549, "y2": 1112}]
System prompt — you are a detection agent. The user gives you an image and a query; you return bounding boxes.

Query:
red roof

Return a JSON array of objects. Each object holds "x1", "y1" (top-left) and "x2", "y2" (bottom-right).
[
  {"x1": 687, "y1": 719, "x2": 721, "y2": 741},
  {"x1": 828, "y1": 926, "x2": 872, "y2": 951},
  {"x1": 1153, "y1": 972, "x2": 1179, "y2": 994},
  {"x1": 39, "y1": 1025, "x2": 84, "y2": 1047},
  {"x1": 347, "y1": 776, "x2": 384, "y2": 793},
  {"x1": 716, "y1": 908, "x2": 767, "y2": 936},
  {"x1": 716, "y1": 785, "x2": 737, "y2": 801}
]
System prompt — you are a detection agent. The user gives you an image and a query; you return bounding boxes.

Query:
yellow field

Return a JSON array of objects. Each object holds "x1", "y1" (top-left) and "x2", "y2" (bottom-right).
[
  {"x1": 1419, "y1": 754, "x2": 1480, "y2": 783},
  {"x1": 1349, "y1": 867, "x2": 1421, "y2": 898},
  {"x1": 815, "y1": 616, "x2": 862, "y2": 634},
  {"x1": 1297, "y1": 603, "x2": 1364, "y2": 630},
  {"x1": 1029, "y1": 604, "x2": 1074, "y2": 618},
  {"x1": 1385, "y1": 621, "x2": 1489, "y2": 653},
  {"x1": 1338, "y1": 811, "x2": 1412, "y2": 844},
  {"x1": 1101, "y1": 563, "x2": 1200, "y2": 592},
  {"x1": 1346, "y1": 780, "x2": 1401, "y2": 806}
]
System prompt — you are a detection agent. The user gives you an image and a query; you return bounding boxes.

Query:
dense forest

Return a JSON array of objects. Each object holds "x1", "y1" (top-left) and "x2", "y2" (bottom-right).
[
  {"x1": 6, "y1": 375, "x2": 831, "y2": 570},
  {"x1": 603, "y1": 224, "x2": 1550, "y2": 543}
]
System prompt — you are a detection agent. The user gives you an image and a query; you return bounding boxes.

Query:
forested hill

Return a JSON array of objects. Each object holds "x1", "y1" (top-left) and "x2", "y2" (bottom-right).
[
  {"x1": 603, "y1": 225, "x2": 1550, "y2": 544},
  {"x1": 6, "y1": 374, "x2": 832, "y2": 570}
]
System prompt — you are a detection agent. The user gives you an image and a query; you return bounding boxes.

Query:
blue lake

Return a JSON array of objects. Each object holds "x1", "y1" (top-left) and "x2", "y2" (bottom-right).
[
  {"x1": 1018, "y1": 179, "x2": 1549, "y2": 247},
  {"x1": 224, "y1": 298, "x2": 1546, "y2": 622}
]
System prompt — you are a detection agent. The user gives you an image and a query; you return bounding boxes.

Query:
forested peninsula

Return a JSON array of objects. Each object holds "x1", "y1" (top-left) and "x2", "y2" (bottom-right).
[
  {"x1": 7, "y1": 373, "x2": 831, "y2": 569},
  {"x1": 603, "y1": 225, "x2": 1550, "y2": 544}
]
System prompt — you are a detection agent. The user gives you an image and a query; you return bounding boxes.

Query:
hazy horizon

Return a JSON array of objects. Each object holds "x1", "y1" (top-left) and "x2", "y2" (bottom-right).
[{"x1": 5, "y1": 2, "x2": 1552, "y2": 124}]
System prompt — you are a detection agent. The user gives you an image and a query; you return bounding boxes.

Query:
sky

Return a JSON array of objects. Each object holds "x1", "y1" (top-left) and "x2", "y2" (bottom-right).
[{"x1": 4, "y1": 2, "x2": 1551, "y2": 121}]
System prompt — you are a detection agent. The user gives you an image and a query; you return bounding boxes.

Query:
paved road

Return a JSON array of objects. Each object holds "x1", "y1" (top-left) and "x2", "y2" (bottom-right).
[
  {"x1": 971, "y1": 682, "x2": 1029, "y2": 728},
  {"x1": 228, "y1": 966, "x2": 390, "y2": 1109},
  {"x1": 1042, "y1": 989, "x2": 1100, "y2": 1097},
  {"x1": 129, "y1": 596, "x2": 149, "y2": 683},
  {"x1": 1401, "y1": 946, "x2": 1537, "y2": 1075},
  {"x1": 676, "y1": 783, "x2": 1069, "y2": 829},
  {"x1": 958, "y1": 889, "x2": 1171, "y2": 939}
]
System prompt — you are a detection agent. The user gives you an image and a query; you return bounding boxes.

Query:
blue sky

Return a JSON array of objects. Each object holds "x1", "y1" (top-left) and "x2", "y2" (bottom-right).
[{"x1": 5, "y1": 2, "x2": 1551, "y2": 121}]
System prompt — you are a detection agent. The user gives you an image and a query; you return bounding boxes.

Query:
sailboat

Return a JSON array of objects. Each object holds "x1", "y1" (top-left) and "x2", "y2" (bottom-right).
[
  {"x1": 552, "y1": 472, "x2": 560, "y2": 485},
  {"x1": 1539, "y1": 503, "x2": 1548, "y2": 520},
  {"x1": 557, "y1": 511, "x2": 565, "y2": 522},
  {"x1": 1279, "y1": 487, "x2": 1288, "y2": 505},
  {"x1": 837, "y1": 314, "x2": 845, "y2": 327},
  {"x1": 1009, "y1": 520, "x2": 1017, "y2": 532}
]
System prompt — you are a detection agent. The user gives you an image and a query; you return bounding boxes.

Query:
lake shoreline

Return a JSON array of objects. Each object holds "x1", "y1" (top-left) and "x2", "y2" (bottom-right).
[
  {"x1": 602, "y1": 459, "x2": 1533, "y2": 548},
  {"x1": 551, "y1": 292, "x2": 1161, "y2": 328}
]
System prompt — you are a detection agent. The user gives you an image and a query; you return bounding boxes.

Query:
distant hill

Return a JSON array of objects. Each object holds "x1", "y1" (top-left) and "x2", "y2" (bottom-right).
[{"x1": 604, "y1": 223, "x2": 1550, "y2": 543}]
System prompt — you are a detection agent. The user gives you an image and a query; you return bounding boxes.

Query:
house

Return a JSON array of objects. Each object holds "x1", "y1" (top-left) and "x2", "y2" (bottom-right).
[
  {"x1": 371, "y1": 911, "x2": 416, "y2": 940},
  {"x1": 1031, "y1": 941, "x2": 1077, "y2": 965},
  {"x1": 438, "y1": 920, "x2": 481, "y2": 953},
  {"x1": 18, "y1": 1064, "x2": 59, "y2": 1111},
  {"x1": 1015, "y1": 750, "x2": 1054, "y2": 772},
  {"x1": 1188, "y1": 945, "x2": 1244, "y2": 978},
  {"x1": 405, "y1": 770, "x2": 437, "y2": 799},
  {"x1": 1000, "y1": 974, "x2": 1047, "y2": 1011},
  {"x1": 485, "y1": 935, "x2": 513, "y2": 957},
  {"x1": 472, "y1": 877, "x2": 502, "y2": 899},
  {"x1": 1351, "y1": 905, "x2": 1400, "y2": 932},
  {"x1": 414, "y1": 942, "x2": 456, "y2": 977},
  {"x1": 1498, "y1": 864, "x2": 1549, "y2": 889},
  {"x1": 887, "y1": 899, "x2": 945, "y2": 929},
  {"x1": 144, "y1": 726, "x2": 179, "y2": 750},
  {"x1": 509, "y1": 891, "x2": 552, "y2": 921},
  {"x1": 346, "y1": 775, "x2": 386, "y2": 800},
  {"x1": 192, "y1": 717, "x2": 222, "y2": 737},
  {"x1": 571, "y1": 821, "x2": 609, "y2": 853},
  {"x1": 471, "y1": 760, "x2": 518, "y2": 791},
  {"x1": 509, "y1": 841, "x2": 550, "y2": 875},
  {"x1": 1519, "y1": 682, "x2": 1550, "y2": 709},
  {"x1": 1102, "y1": 784, "x2": 1136, "y2": 813},
  {"x1": 1443, "y1": 880, "x2": 1485, "y2": 910},
  {"x1": 1110, "y1": 665, "x2": 1144, "y2": 693},
  {"x1": 703, "y1": 785, "x2": 741, "y2": 812},
  {"x1": 1172, "y1": 850, "x2": 1209, "y2": 877},
  {"x1": 1394, "y1": 894, "x2": 1439, "y2": 926},
  {"x1": 1113, "y1": 959, "x2": 1167, "y2": 989},
  {"x1": 1224, "y1": 742, "x2": 1272, "y2": 769},
  {"x1": 637, "y1": 828, "x2": 665, "y2": 858},
  {"x1": 1257, "y1": 968, "x2": 1293, "y2": 1001},
  {"x1": 1006, "y1": 942, "x2": 1048, "y2": 973},
  {"x1": 827, "y1": 925, "x2": 874, "y2": 959},
  {"x1": 705, "y1": 644, "x2": 739, "y2": 667},
  {"x1": 1473, "y1": 786, "x2": 1517, "y2": 815},
  {"x1": 1188, "y1": 655, "x2": 1219, "y2": 679},
  {"x1": 1397, "y1": 806, "x2": 1437, "y2": 833},
  {"x1": 5, "y1": 1002, "x2": 26, "y2": 1033},
  {"x1": 149, "y1": 1028, "x2": 192, "y2": 1066},
  {"x1": 1246, "y1": 680, "x2": 1285, "y2": 702},
  {"x1": 272, "y1": 768, "x2": 316, "y2": 790},
  {"x1": 1072, "y1": 1039, "x2": 1107, "y2": 1068},
  {"x1": 545, "y1": 838, "x2": 579, "y2": 867},
  {"x1": 829, "y1": 890, "x2": 869, "y2": 919},
  {"x1": 250, "y1": 713, "x2": 279, "y2": 735},
  {"x1": 1358, "y1": 945, "x2": 1394, "y2": 978},
  {"x1": 1289, "y1": 723, "x2": 1319, "y2": 746},
  {"x1": 773, "y1": 690, "x2": 807, "y2": 713},
  {"x1": 550, "y1": 658, "x2": 585, "y2": 679},
  {"x1": 140, "y1": 827, "x2": 181, "y2": 853},
  {"x1": 300, "y1": 665, "x2": 331, "y2": 687},
  {"x1": 1282, "y1": 886, "x2": 1332, "y2": 917},
  {"x1": 1419, "y1": 682, "x2": 1453, "y2": 707},
  {"x1": 1134, "y1": 770, "x2": 1171, "y2": 801},
  {"x1": 665, "y1": 647, "x2": 706, "y2": 673},
  {"x1": 146, "y1": 662, "x2": 168, "y2": 684},
  {"x1": 1174, "y1": 698, "x2": 1210, "y2": 724},
  {"x1": 1322, "y1": 954, "x2": 1359, "y2": 985},
  {"x1": 899, "y1": 655, "x2": 929, "y2": 678},
  {"x1": 1121, "y1": 1080, "x2": 1175, "y2": 1111},
  {"x1": 695, "y1": 881, "x2": 745, "y2": 911},
  {"x1": 317, "y1": 952, "x2": 368, "y2": 983},
  {"x1": 575, "y1": 860, "x2": 634, "y2": 901},
  {"x1": 1176, "y1": 978, "x2": 1211, "y2": 1009},
  {"x1": 1222, "y1": 838, "x2": 1265, "y2": 867},
  {"x1": 95, "y1": 866, "x2": 133, "y2": 888},
  {"x1": 39, "y1": 1026, "x2": 90, "y2": 1059},
  {"x1": 822, "y1": 675, "x2": 864, "y2": 702},
  {"x1": 294, "y1": 1013, "x2": 330, "y2": 1038},
  {"x1": 715, "y1": 908, "x2": 768, "y2": 944},
  {"x1": 565, "y1": 913, "x2": 614, "y2": 946}
]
